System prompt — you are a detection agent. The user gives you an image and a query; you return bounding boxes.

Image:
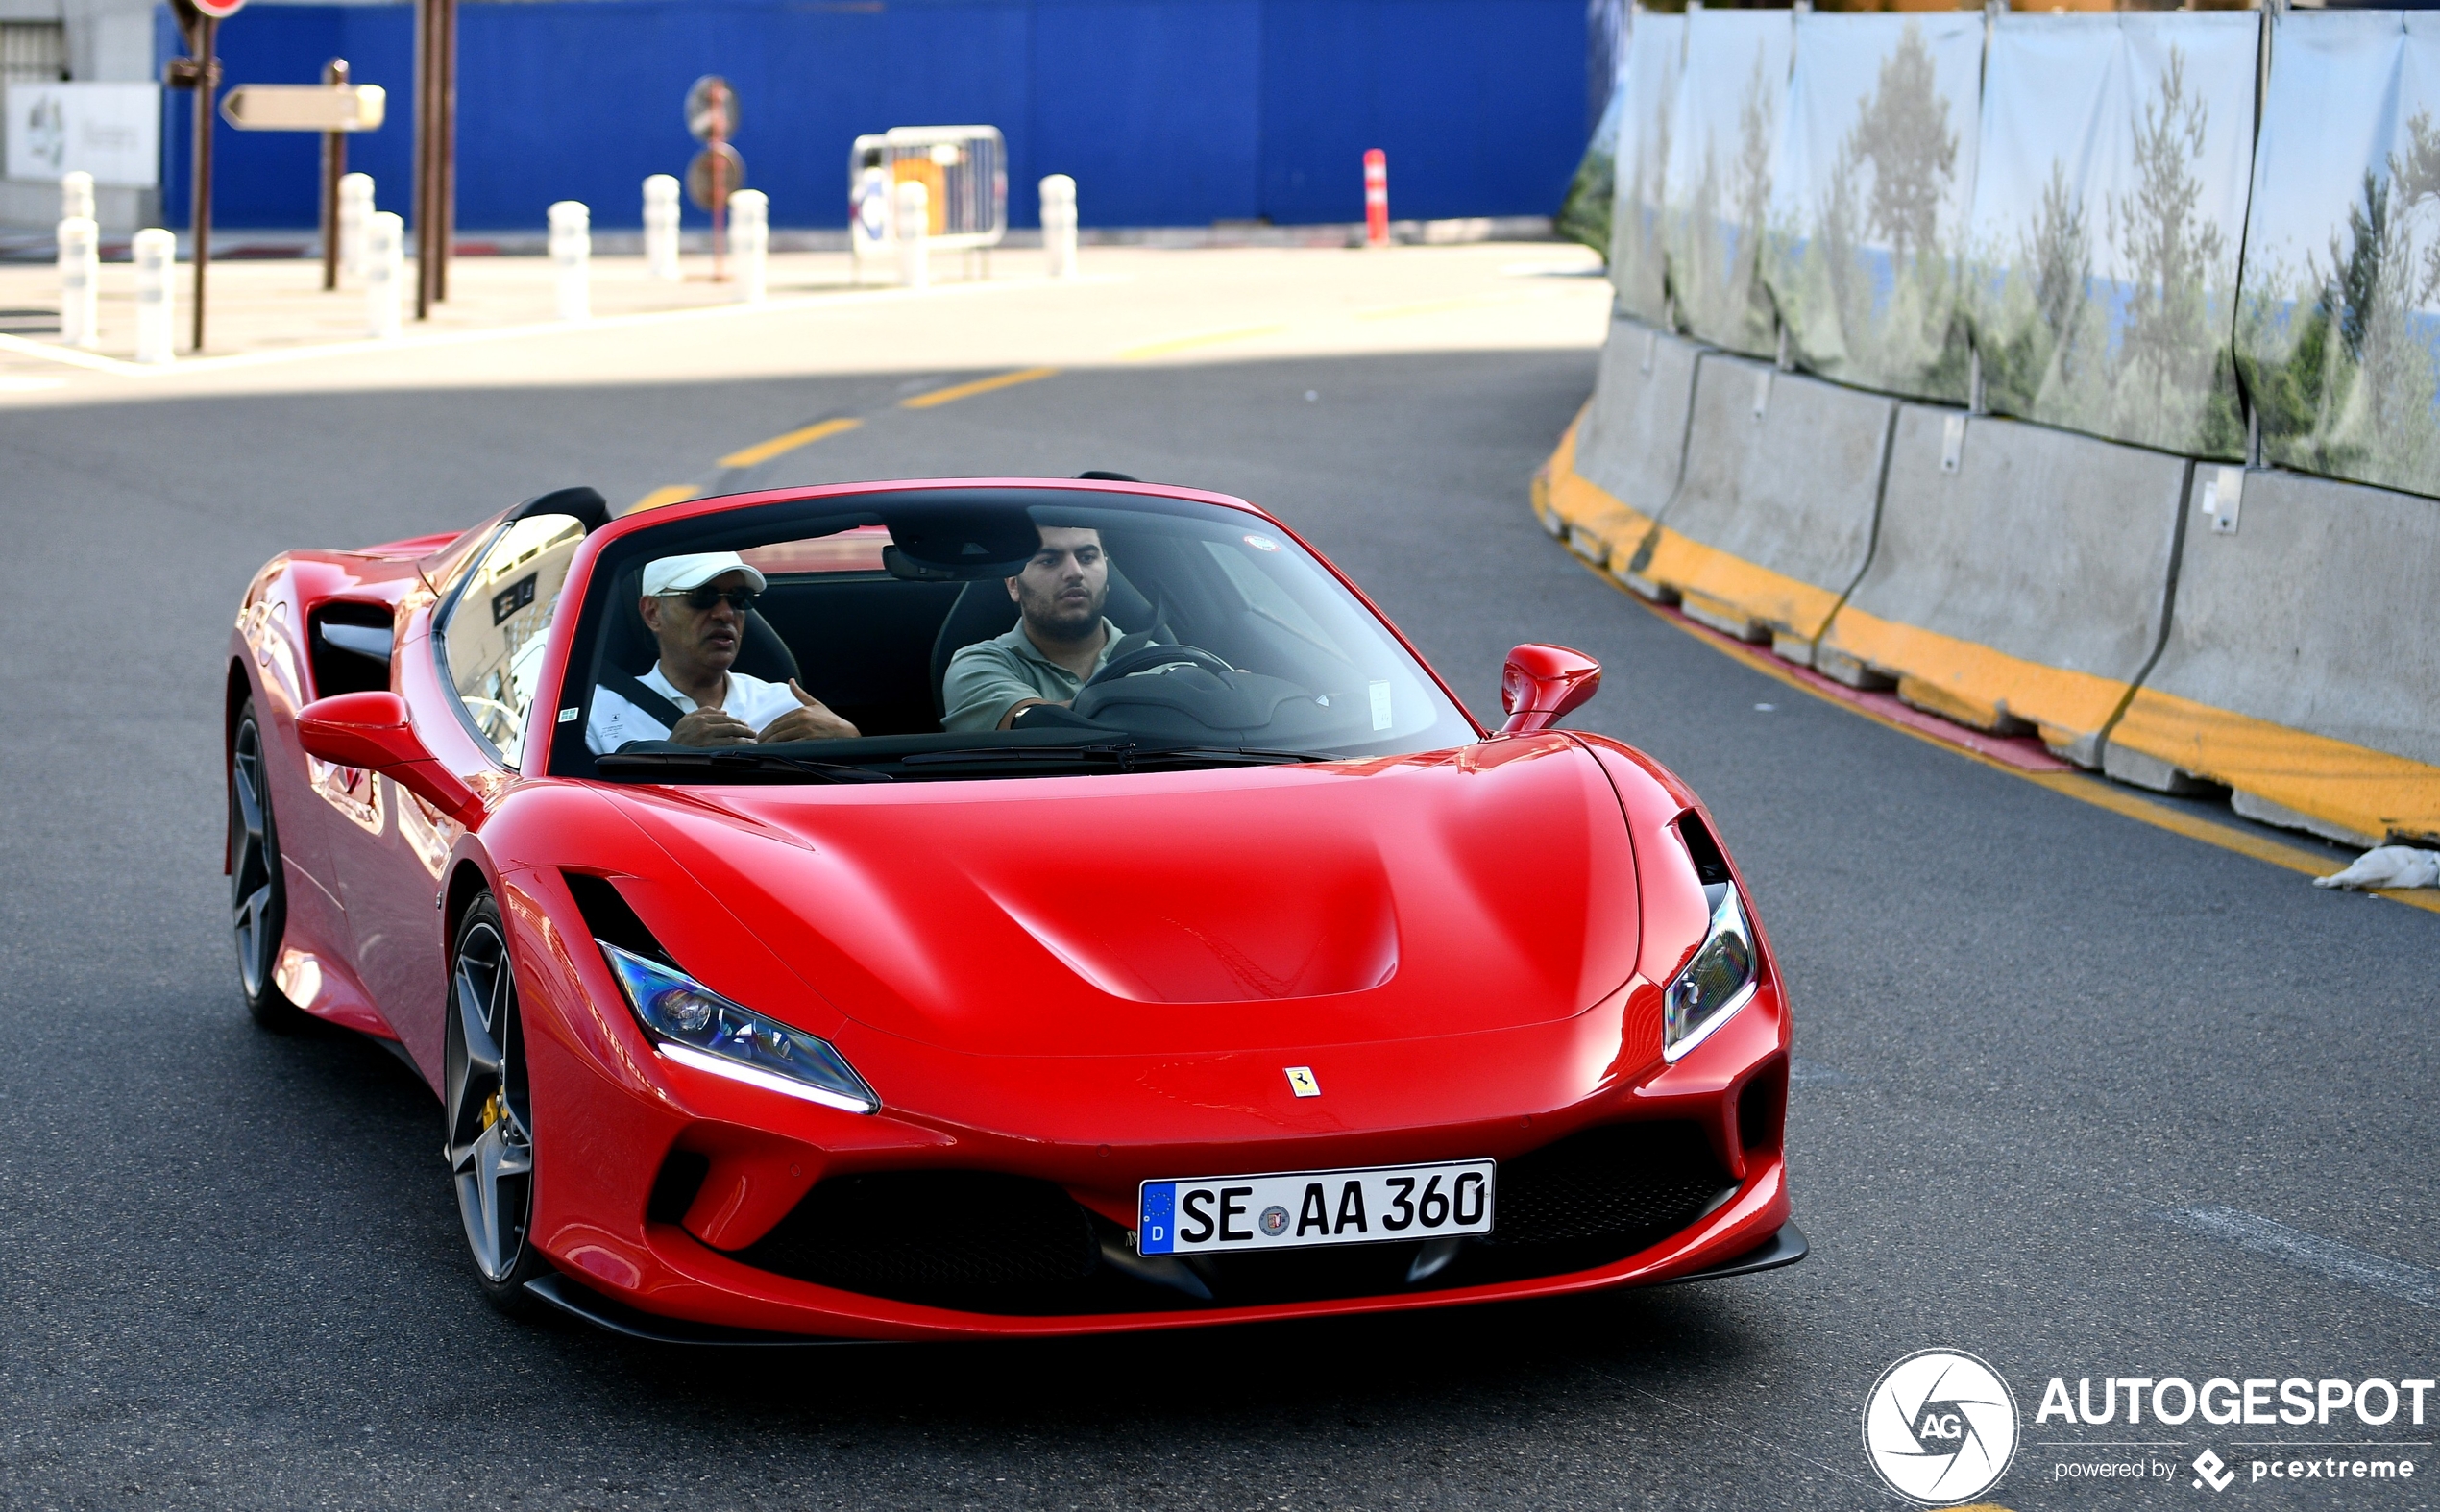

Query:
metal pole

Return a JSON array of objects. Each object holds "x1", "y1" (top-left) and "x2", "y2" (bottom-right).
[
  {"x1": 711, "y1": 92, "x2": 728, "y2": 282},
  {"x1": 190, "y1": 16, "x2": 216, "y2": 352},
  {"x1": 416, "y1": 0, "x2": 447, "y2": 318},
  {"x1": 413, "y1": 0, "x2": 431, "y2": 318},
  {"x1": 436, "y1": 0, "x2": 456, "y2": 303},
  {"x1": 321, "y1": 58, "x2": 348, "y2": 292}
]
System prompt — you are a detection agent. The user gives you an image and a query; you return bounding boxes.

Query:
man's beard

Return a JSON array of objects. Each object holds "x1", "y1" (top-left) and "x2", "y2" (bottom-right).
[{"x1": 1024, "y1": 584, "x2": 1104, "y2": 642}]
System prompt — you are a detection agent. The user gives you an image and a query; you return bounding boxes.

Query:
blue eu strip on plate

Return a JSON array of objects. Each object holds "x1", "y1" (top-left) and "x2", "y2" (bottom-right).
[{"x1": 1138, "y1": 1183, "x2": 1178, "y2": 1255}]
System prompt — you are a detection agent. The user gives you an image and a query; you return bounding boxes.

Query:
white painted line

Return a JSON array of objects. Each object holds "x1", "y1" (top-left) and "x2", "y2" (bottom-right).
[
  {"x1": 2159, "y1": 1206, "x2": 2440, "y2": 1309},
  {"x1": 0, "y1": 334, "x2": 133, "y2": 375}
]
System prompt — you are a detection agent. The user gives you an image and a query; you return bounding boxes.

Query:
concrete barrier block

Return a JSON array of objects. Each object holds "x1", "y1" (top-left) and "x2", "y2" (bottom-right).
[
  {"x1": 1534, "y1": 405, "x2": 1653, "y2": 568},
  {"x1": 1815, "y1": 409, "x2": 2187, "y2": 768},
  {"x1": 1557, "y1": 316, "x2": 1703, "y2": 570},
  {"x1": 2104, "y1": 466, "x2": 2440, "y2": 846},
  {"x1": 1618, "y1": 353, "x2": 1895, "y2": 661}
]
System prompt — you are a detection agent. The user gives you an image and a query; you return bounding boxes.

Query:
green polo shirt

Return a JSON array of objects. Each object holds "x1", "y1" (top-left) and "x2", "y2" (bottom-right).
[{"x1": 941, "y1": 618, "x2": 1128, "y2": 732}]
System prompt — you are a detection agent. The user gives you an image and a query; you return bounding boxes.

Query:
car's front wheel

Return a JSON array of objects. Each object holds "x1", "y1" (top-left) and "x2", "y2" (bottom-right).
[
  {"x1": 446, "y1": 893, "x2": 549, "y2": 1313},
  {"x1": 230, "y1": 698, "x2": 310, "y2": 1032}
]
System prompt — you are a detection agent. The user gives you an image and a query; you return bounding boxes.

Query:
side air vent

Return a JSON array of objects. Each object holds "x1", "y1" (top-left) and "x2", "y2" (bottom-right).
[
  {"x1": 562, "y1": 872, "x2": 676, "y2": 967},
  {"x1": 647, "y1": 1150, "x2": 711, "y2": 1225},
  {"x1": 308, "y1": 603, "x2": 395, "y2": 698},
  {"x1": 1675, "y1": 811, "x2": 1733, "y2": 887},
  {"x1": 1738, "y1": 1058, "x2": 1788, "y2": 1158}
]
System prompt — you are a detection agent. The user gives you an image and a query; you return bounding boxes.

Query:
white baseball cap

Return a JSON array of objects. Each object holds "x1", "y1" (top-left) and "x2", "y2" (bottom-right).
[{"x1": 642, "y1": 551, "x2": 768, "y2": 597}]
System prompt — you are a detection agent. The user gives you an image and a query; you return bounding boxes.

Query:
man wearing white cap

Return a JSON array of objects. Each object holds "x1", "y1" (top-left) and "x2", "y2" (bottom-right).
[{"x1": 586, "y1": 552, "x2": 858, "y2": 753}]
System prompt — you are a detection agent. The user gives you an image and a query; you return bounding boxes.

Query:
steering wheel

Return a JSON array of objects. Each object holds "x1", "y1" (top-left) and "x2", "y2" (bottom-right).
[{"x1": 1082, "y1": 643, "x2": 1238, "y2": 688}]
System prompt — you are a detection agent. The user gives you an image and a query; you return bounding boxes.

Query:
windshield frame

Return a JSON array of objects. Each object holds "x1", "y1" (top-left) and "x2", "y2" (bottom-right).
[{"x1": 525, "y1": 477, "x2": 1488, "y2": 780}]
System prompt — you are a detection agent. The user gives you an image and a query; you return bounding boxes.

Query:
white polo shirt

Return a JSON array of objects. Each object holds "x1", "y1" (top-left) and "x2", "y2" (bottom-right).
[{"x1": 586, "y1": 665, "x2": 803, "y2": 754}]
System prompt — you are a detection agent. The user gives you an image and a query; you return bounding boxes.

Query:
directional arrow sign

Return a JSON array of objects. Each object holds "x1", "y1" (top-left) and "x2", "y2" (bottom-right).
[{"x1": 221, "y1": 83, "x2": 386, "y2": 132}]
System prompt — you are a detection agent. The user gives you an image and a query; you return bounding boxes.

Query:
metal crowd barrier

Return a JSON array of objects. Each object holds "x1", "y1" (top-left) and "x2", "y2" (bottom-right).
[{"x1": 848, "y1": 125, "x2": 1008, "y2": 283}]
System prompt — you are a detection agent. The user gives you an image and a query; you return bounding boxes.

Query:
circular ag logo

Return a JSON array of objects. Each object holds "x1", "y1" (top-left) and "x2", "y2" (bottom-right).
[{"x1": 1862, "y1": 1349, "x2": 2020, "y2": 1506}]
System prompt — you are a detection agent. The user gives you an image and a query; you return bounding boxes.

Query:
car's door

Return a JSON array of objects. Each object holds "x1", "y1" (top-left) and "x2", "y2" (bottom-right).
[{"x1": 326, "y1": 511, "x2": 588, "y2": 1080}]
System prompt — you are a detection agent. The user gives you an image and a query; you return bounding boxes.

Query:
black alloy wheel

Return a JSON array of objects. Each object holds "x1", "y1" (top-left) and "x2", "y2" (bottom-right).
[
  {"x1": 230, "y1": 700, "x2": 310, "y2": 1032},
  {"x1": 446, "y1": 893, "x2": 549, "y2": 1313}
]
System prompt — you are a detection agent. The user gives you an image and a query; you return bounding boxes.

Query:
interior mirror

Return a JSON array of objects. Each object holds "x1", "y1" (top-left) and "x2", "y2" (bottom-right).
[
  {"x1": 296, "y1": 693, "x2": 487, "y2": 827},
  {"x1": 1498, "y1": 644, "x2": 1601, "y2": 736}
]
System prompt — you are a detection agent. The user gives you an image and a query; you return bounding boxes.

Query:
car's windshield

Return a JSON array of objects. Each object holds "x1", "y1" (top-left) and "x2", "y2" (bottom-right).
[{"x1": 540, "y1": 488, "x2": 1478, "y2": 781}]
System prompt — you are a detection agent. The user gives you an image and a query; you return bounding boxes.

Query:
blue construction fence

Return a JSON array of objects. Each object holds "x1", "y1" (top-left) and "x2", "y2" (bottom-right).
[{"x1": 159, "y1": 0, "x2": 1587, "y2": 232}]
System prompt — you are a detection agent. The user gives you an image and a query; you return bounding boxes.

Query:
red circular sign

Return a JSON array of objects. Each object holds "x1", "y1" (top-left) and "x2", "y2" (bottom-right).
[{"x1": 191, "y1": 0, "x2": 246, "y2": 18}]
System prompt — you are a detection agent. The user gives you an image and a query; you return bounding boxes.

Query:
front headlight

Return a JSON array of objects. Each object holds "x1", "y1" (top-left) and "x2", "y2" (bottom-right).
[
  {"x1": 1662, "y1": 883, "x2": 1759, "y2": 1061},
  {"x1": 599, "y1": 941, "x2": 879, "y2": 1113}
]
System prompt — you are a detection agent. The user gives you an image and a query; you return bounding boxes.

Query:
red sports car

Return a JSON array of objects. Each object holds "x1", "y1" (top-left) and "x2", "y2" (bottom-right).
[{"x1": 226, "y1": 476, "x2": 1798, "y2": 1343}]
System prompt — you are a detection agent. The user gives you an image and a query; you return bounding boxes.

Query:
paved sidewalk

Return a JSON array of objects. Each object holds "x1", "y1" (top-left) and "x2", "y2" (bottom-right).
[
  {"x1": 0, "y1": 248, "x2": 962, "y2": 365},
  {"x1": 0, "y1": 240, "x2": 1610, "y2": 404}
]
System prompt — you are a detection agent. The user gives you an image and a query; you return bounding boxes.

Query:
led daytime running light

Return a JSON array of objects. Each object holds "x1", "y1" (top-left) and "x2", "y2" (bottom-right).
[{"x1": 598, "y1": 941, "x2": 878, "y2": 1113}]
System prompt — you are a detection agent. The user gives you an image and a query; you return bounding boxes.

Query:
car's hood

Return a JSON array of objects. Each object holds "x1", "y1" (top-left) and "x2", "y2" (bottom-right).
[{"x1": 604, "y1": 734, "x2": 1640, "y2": 1058}]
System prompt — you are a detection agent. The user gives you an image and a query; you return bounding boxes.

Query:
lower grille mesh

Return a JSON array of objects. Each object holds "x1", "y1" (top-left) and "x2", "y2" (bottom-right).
[{"x1": 1485, "y1": 1119, "x2": 1731, "y2": 1248}]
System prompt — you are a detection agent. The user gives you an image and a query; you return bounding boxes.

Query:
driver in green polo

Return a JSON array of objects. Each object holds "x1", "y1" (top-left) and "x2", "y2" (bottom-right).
[{"x1": 942, "y1": 526, "x2": 1133, "y2": 731}]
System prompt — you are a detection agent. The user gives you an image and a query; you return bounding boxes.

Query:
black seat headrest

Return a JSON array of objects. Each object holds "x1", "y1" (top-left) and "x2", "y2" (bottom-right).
[{"x1": 510, "y1": 485, "x2": 610, "y2": 533}]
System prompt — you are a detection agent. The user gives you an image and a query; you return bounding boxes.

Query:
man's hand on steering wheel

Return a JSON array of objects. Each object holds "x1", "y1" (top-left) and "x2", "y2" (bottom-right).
[{"x1": 1081, "y1": 643, "x2": 1238, "y2": 688}]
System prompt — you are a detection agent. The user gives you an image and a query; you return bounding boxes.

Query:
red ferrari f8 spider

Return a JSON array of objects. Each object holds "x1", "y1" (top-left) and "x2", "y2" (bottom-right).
[{"x1": 226, "y1": 476, "x2": 1798, "y2": 1342}]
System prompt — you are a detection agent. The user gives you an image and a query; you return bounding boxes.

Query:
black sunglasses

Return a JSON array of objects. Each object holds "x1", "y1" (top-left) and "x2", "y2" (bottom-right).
[{"x1": 668, "y1": 585, "x2": 760, "y2": 612}]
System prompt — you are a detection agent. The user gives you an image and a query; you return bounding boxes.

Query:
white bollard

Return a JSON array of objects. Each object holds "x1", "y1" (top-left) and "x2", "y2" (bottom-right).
[
  {"x1": 895, "y1": 179, "x2": 929, "y2": 290},
  {"x1": 337, "y1": 173, "x2": 374, "y2": 283},
  {"x1": 132, "y1": 228, "x2": 175, "y2": 364},
  {"x1": 849, "y1": 164, "x2": 889, "y2": 285},
  {"x1": 57, "y1": 216, "x2": 99, "y2": 350},
  {"x1": 1039, "y1": 174, "x2": 1078, "y2": 280},
  {"x1": 548, "y1": 200, "x2": 591, "y2": 321},
  {"x1": 643, "y1": 175, "x2": 681, "y2": 282},
  {"x1": 728, "y1": 188, "x2": 768, "y2": 304},
  {"x1": 366, "y1": 210, "x2": 404, "y2": 338},
  {"x1": 61, "y1": 171, "x2": 94, "y2": 225}
]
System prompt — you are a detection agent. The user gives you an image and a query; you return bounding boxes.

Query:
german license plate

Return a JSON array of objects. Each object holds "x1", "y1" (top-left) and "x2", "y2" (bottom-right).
[{"x1": 1137, "y1": 1159, "x2": 1494, "y2": 1256}]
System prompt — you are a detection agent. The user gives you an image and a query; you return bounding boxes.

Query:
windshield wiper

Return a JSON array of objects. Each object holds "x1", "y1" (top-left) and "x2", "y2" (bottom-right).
[
  {"x1": 597, "y1": 749, "x2": 895, "y2": 783},
  {"x1": 898, "y1": 742, "x2": 1331, "y2": 772},
  {"x1": 1125, "y1": 745, "x2": 1335, "y2": 768}
]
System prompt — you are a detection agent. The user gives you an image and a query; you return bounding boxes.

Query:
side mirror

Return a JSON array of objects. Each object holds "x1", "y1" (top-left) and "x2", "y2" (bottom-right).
[
  {"x1": 1499, "y1": 644, "x2": 1601, "y2": 736},
  {"x1": 295, "y1": 692, "x2": 487, "y2": 827}
]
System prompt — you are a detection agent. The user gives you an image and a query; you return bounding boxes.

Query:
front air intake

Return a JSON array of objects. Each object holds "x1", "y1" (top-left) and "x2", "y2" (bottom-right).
[
  {"x1": 737, "y1": 1171, "x2": 1101, "y2": 1311},
  {"x1": 1479, "y1": 1119, "x2": 1732, "y2": 1249}
]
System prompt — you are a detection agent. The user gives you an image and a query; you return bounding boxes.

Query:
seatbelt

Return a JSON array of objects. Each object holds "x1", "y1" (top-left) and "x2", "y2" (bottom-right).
[{"x1": 596, "y1": 668, "x2": 690, "y2": 737}]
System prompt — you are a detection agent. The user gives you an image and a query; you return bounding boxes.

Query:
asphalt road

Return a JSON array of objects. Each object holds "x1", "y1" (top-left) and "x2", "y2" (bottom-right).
[{"x1": 2, "y1": 341, "x2": 2434, "y2": 1512}]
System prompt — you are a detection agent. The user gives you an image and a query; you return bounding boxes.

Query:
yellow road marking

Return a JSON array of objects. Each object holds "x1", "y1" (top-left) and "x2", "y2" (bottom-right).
[
  {"x1": 900, "y1": 365, "x2": 1060, "y2": 409},
  {"x1": 627, "y1": 484, "x2": 696, "y2": 513},
  {"x1": 1117, "y1": 324, "x2": 1287, "y2": 360},
  {"x1": 1577, "y1": 557, "x2": 2440, "y2": 916},
  {"x1": 718, "y1": 416, "x2": 863, "y2": 469}
]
